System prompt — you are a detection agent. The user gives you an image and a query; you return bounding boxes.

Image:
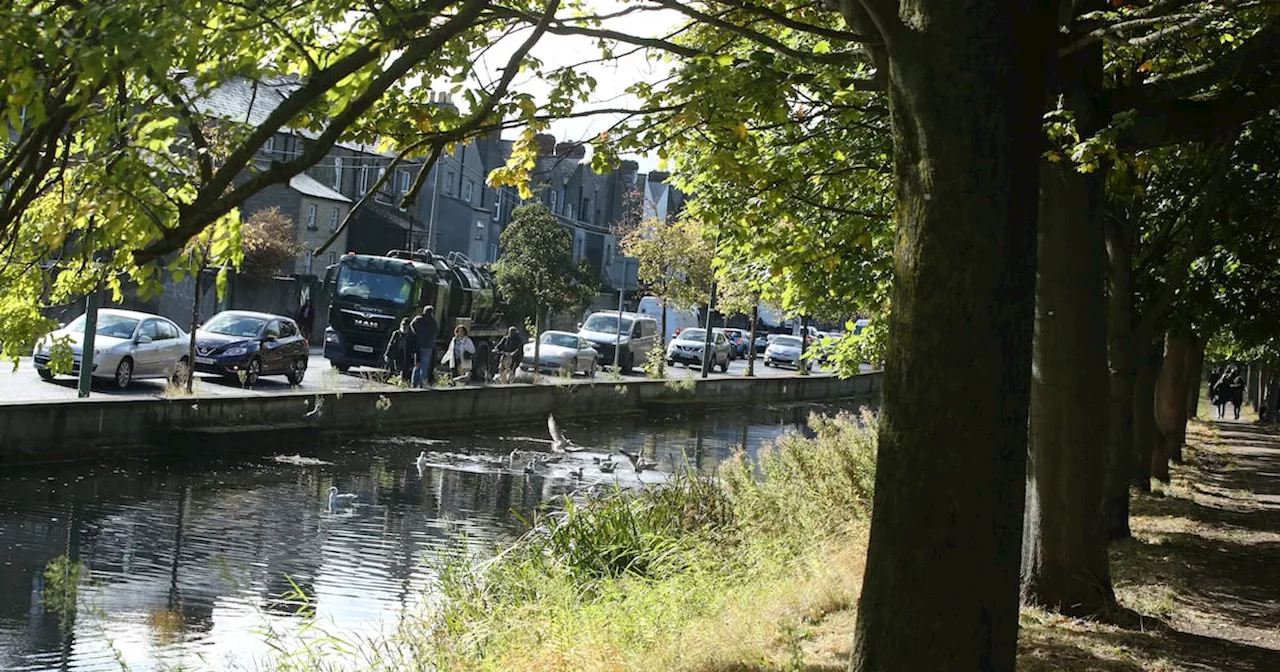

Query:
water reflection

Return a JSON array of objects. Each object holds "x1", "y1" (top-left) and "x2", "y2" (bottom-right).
[{"x1": 0, "y1": 400, "x2": 865, "y2": 671}]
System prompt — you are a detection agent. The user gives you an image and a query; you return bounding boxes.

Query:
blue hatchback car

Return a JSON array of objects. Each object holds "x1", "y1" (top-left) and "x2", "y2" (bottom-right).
[{"x1": 193, "y1": 311, "x2": 309, "y2": 385}]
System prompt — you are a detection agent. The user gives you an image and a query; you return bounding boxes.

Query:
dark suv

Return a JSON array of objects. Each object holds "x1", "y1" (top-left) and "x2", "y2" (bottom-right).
[{"x1": 193, "y1": 311, "x2": 309, "y2": 385}]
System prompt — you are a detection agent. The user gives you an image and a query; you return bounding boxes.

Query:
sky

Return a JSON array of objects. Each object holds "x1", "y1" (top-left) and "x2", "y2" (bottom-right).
[{"x1": 460, "y1": 0, "x2": 684, "y2": 172}]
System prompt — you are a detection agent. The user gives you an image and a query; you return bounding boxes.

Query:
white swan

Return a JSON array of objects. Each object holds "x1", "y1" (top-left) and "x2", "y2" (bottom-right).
[
  {"x1": 547, "y1": 414, "x2": 587, "y2": 453},
  {"x1": 328, "y1": 486, "x2": 358, "y2": 509},
  {"x1": 415, "y1": 451, "x2": 429, "y2": 473},
  {"x1": 597, "y1": 460, "x2": 618, "y2": 474}
]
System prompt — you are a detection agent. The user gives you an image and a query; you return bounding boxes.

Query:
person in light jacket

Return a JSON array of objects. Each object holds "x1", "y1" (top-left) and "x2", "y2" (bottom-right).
[{"x1": 441, "y1": 324, "x2": 476, "y2": 383}]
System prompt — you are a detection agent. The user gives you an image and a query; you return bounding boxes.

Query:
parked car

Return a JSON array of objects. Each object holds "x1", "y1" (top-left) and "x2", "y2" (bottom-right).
[
  {"x1": 193, "y1": 311, "x2": 309, "y2": 385},
  {"x1": 722, "y1": 328, "x2": 749, "y2": 358},
  {"x1": 34, "y1": 309, "x2": 190, "y2": 389},
  {"x1": 577, "y1": 311, "x2": 658, "y2": 372},
  {"x1": 764, "y1": 335, "x2": 810, "y2": 371},
  {"x1": 754, "y1": 333, "x2": 771, "y2": 353},
  {"x1": 666, "y1": 328, "x2": 731, "y2": 371},
  {"x1": 522, "y1": 330, "x2": 600, "y2": 377}
]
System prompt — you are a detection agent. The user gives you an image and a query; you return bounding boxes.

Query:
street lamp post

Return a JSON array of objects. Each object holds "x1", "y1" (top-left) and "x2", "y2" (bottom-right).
[{"x1": 613, "y1": 258, "x2": 631, "y2": 370}]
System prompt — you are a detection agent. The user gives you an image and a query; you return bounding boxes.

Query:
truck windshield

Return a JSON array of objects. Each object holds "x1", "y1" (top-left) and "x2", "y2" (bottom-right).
[
  {"x1": 336, "y1": 266, "x2": 412, "y2": 307},
  {"x1": 582, "y1": 314, "x2": 632, "y2": 335}
]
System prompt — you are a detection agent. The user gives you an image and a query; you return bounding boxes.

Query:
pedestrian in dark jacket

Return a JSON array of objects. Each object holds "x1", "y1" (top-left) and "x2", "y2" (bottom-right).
[
  {"x1": 384, "y1": 317, "x2": 418, "y2": 384},
  {"x1": 1229, "y1": 371, "x2": 1246, "y2": 420},
  {"x1": 410, "y1": 305, "x2": 438, "y2": 388},
  {"x1": 296, "y1": 299, "x2": 316, "y2": 342}
]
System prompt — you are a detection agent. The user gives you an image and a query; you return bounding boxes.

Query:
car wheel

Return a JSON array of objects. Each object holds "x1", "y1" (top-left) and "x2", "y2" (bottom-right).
[
  {"x1": 114, "y1": 357, "x2": 134, "y2": 389},
  {"x1": 623, "y1": 352, "x2": 635, "y2": 373},
  {"x1": 286, "y1": 357, "x2": 307, "y2": 385},
  {"x1": 336, "y1": 363, "x2": 350, "y2": 373},
  {"x1": 171, "y1": 358, "x2": 191, "y2": 386},
  {"x1": 244, "y1": 357, "x2": 262, "y2": 386},
  {"x1": 38, "y1": 368, "x2": 54, "y2": 381}
]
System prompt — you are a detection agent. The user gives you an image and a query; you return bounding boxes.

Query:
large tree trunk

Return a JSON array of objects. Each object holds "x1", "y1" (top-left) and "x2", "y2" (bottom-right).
[
  {"x1": 1154, "y1": 332, "x2": 1192, "y2": 479},
  {"x1": 1186, "y1": 335, "x2": 1204, "y2": 421},
  {"x1": 1104, "y1": 204, "x2": 1136, "y2": 540},
  {"x1": 1021, "y1": 154, "x2": 1113, "y2": 615},
  {"x1": 1133, "y1": 340, "x2": 1162, "y2": 492},
  {"x1": 847, "y1": 1, "x2": 1054, "y2": 668}
]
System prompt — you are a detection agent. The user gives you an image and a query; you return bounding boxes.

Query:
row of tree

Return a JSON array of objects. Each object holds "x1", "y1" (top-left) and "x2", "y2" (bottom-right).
[{"x1": 7, "y1": 0, "x2": 1280, "y2": 669}]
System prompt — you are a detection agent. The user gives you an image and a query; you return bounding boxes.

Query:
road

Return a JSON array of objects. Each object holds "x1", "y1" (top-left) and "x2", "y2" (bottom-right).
[{"x1": 0, "y1": 351, "x2": 830, "y2": 404}]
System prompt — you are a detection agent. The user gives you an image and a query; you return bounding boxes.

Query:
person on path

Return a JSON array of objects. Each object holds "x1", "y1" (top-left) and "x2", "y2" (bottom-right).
[
  {"x1": 1230, "y1": 370, "x2": 1246, "y2": 420},
  {"x1": 410, "y1": 305, "x2": 438, "y2": 388},
  {"x1": 494, "y1": 326, "x2": 525, "y2": 382},
  {"x1": 296, "y1": 299, "x2": 316, "y2": 343},
  {"x1": 1212, "y1": 368, "x2": 1231, "y2": 420},
  {"x1": 1207, "y1": 368, "x2": 1222, "y2": 400},
  {"x1": 441, "y1": 324, "x2": 476, "y2": 383},
  {"x1": 383, "y1": 317, "x2": 418, "y2": 384}
]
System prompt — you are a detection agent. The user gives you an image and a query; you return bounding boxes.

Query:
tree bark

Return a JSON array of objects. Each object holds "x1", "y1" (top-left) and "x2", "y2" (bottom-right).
[
  {"x1": 847, "y1": 2, "x2": 1055, "y2": 668},
  {"x1": 1133, "y1": 340, "x2": 1161, "y2": 492},
  {"x1": 1185, "y1": 335, "x2": 1204, "y2": 421},
  {"x1": 1021, "y1": 153, "x2": 1114, "y2": 615},
  {"x1": 1104, "y1": 202, "x2": 1136, "y2": 540},
  {"x1": 1154, "y1": 332, "x2": 1192, "y2": 478}
]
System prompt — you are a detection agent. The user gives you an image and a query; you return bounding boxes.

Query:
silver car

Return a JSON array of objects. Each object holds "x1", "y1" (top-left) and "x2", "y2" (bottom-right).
[
  {"x1": 522, "y1": 330, "x2": 601, "y2": 377},
  {"x1": 34, "y1": 309, "x2": 191, "y2": 388},
  {"x1": 764, "y1": 335, "x2": 811, "y2": 371}
]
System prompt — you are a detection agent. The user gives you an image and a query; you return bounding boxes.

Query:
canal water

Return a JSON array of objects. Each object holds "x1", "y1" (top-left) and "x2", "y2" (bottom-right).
[{"x1": 0, "y1": 400, "x2": 869, "y2": 671}]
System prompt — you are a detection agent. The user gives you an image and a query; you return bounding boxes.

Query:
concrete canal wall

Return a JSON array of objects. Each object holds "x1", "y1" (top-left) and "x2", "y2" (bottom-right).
[{"x1": 0, "y1": 372, "x2": 882, "y2": 465}]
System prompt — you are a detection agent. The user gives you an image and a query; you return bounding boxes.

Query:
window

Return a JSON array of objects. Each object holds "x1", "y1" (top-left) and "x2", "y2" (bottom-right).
[
  {"x1": 398, "y1": 169, "x2": 410, "y2": 194},
  {"x1": 475, "y1": 218, "x2": 487, "y2": 241},
  {"x1": 328, "y1": 251, "x2": 337, "y2": 266},
  {"x1": 333, "y1": 157, "x2": 343, "y2": 189},
  {"x1": 632, "y1": 322, "x2": 643, "y2": 338},
  {"x1": 444, "y1": 171, "x2": 455, "y2": 195},
  {"x1": 303, "y1": 251, "x2": 313, "y2": 273},
  {"x1": 330, "y1": 207, "x2": 339, "y2": 232},
  {"x1": 489, "y1": 243, "x2": 498, "y2": 262},
  {"x1": 549, "y1": 190, "x2": 558, "y2": 212},
  {"x1": 264, "y1": 135, "x2": 275, "y2": 155},
  {"x1": 595, "y1": 209, "x2": 602, "y2": 225},
  {"x1": 463, "y1": 180, "x2": 474, "y2": 203},
  {"x1": 566, "y1": 203, "x2": 574, "y2": 220},
  {"x1": 141, "y1": 320, "x2": 161, "y2": 340},
  {"x1": 581, "y1": 197, "x2": 590, "y2": 218},
  {"x1": 265, "y1": 320, "x2": 283, "y2": 339},
  {"x1": 375, "y1": 167, "x2": 389, "y2": 203},
  {"x1": 279, "y1": 321, "x2": 297, "y2": 338},
  {"x1": 494, "y1": 198, "x2": 502, "y2": 221},
  {"x1": 306, "y1": 204, "x2": 317, "y2": 230},
  {"x1": 358, "y1": 165, "x2": 369, "y2": 194},
  {"x1": 641, "y1": 321, "x2": 656, "y2": 338},
  {"x1": 155, "y1": 321, "x2": 178, "y2": 340}
]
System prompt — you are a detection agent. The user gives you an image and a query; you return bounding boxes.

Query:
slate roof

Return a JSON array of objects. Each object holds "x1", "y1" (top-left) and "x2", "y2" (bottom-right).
[{"x1": 289, "y1": 173, "x2": 351, "y2": 203}]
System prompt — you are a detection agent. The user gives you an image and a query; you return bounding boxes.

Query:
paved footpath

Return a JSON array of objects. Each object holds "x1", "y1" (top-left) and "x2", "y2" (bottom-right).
[{"x1": 0, "y1": 351, "x2": 827, "y2": 405}]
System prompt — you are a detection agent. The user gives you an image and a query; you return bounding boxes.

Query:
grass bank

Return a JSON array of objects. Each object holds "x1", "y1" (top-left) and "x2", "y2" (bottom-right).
[{"x1": 422, "y1": 409, "x2": 877, "y2": 672}]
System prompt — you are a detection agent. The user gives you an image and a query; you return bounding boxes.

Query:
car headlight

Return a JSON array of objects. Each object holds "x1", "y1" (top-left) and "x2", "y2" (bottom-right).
[
  {"x1": 224, "y1": 346, "x2": 248, "y2": 356},
  {"x1": 324, "y1": 329, "x2": 340, "y2": 344}
]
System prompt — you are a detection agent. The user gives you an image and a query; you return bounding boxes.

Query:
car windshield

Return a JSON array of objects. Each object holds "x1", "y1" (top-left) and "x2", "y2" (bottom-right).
[
  {"x1": 678, "y1": 328, "x2": 706, "y2": 342},
  {"x1": 202, "y1": 314, "x2": 265, "y2": 338},
  {"x1": 582, "y1": 314, "x2": 632, "y2": 334},
  {"x1": 65, "y1": 314, "x2": 138, "y2": 339},
  {"x1": 774, "y1": 336, "x2": 802, "y2": 347},
  {"x1": 541, "y1": 333, "x2": 580, "y2": 349},
  {"x1": 337, "y1": 266, "x2": 412, "y2": 306}
]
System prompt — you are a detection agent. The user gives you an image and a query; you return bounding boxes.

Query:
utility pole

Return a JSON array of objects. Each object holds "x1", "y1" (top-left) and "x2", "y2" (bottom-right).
[
  {"x1": 426, "y1": 160, "x2": 441, "y2": 252},
  {"x1": 77, "y1": 289, "x2": 100, "y2": 398},
  {"x1": 798, "y1": 314, "x2": 811, "y2": 376},
  {"x1": 613, "y1": 258, "x2": 630, "y2": 370},
  {"x1": 746, "y1": 303, "x2": 758, "y2": 377},
  {"x1": 701, "y1": 278, "x2": 716, "y2": 378}
]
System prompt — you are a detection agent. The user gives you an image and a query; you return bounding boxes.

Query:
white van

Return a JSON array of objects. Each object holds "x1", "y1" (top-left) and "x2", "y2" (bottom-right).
[{"x1": 636, "y1": 296, "x2": 702, "y2": 343}]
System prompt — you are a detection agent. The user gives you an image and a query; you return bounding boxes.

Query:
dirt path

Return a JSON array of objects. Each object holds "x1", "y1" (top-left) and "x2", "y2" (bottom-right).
[{"x1": 773, "y1": 417, "x2": 1280, "y2": 671}]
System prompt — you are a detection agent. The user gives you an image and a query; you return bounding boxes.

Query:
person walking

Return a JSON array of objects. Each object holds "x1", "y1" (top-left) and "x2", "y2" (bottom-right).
[
  {"x1": 296, "y1": 298, "x2": 316, "y2": 343},
  {"x1": 441, "y1": 324, "x2": 476, "y2": 384},
  {"x1": 494, "y1": 326, "x2": 525, "y2": 383},
  {"x1": 1212, "y1": 368, "x2": 1231, "y2": 419},
  {"x1": 1229, "y1": 369, "x2": 1246, "y2": 420},
  {"x1": 383, "y1": 317, "x2": 418, "y2": 384},
  {"x1": 410, "y1": 305, "x2": 438, "y2": 388}
]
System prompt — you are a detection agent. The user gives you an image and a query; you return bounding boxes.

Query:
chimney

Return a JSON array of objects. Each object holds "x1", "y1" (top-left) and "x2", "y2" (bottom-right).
[
  {"x1": 534, "y1": 133, "x2": 557, "y2": 156},
  {"x1": 647, "y1": 171, "x2": 670, "y2": 183},
  {"x1": 555, "y1": 142, "x2": 586, "y2": 159}
]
